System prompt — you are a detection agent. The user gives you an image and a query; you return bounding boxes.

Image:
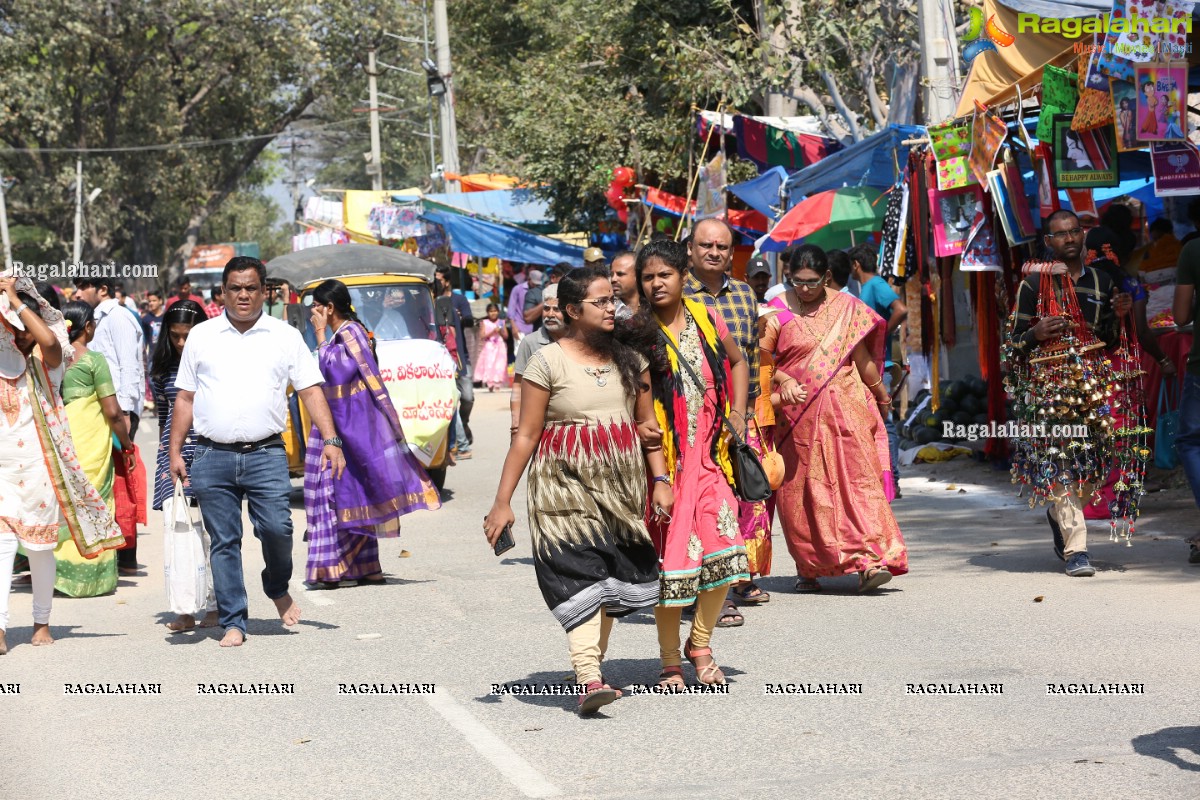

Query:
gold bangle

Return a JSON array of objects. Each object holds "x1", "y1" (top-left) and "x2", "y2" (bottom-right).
[{"x1": 866, "y1": 377, "x2": 884, "y2": 389}]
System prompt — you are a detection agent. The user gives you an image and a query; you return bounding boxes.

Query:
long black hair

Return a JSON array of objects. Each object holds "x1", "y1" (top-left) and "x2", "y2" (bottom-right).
[
  {"x1": 557, "y1": 266, "x2": 647, "y2": 399},
  {"x1": 311, "y1": 278, "x2": 376, "y2": 356},
  {"x1": 149, "y1": 299, "x2": 205, "y2": 380},
  {"x1": 60, "y1": 301, "x2": 94, "y2": 343}
]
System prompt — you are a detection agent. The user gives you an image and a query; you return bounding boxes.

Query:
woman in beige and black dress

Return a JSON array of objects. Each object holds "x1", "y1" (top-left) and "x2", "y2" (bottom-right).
[{"x1": 484, "y1": 266, "x2": 673, "y2": 716}]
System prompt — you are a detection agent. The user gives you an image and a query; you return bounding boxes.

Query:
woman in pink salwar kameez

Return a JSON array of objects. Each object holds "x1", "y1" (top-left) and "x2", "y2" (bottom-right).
[{"x1": 761, "y1": 245, "x2": 907, "y2": 594}]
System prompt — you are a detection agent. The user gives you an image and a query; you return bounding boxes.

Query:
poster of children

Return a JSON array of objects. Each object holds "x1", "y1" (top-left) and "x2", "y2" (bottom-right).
[{"x1": 1134, "y1": 63, "x2": 1187, "y2": 141}]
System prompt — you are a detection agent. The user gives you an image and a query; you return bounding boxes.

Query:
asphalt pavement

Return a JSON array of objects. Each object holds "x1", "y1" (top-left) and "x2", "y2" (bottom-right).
[{"x1": 5, "y1": 388, "x2": 1200, "y2": 800}]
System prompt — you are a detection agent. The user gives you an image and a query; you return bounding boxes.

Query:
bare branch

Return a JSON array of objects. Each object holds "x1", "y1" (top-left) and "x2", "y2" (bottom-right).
[{"x1": 819, "y1": 70, "x2": 861, "y2": 141}]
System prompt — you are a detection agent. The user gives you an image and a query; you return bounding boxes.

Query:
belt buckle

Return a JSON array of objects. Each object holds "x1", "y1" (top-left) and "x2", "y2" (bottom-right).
[{"x1": 238, "y1": 441, "x2": 255, "y2": 452}]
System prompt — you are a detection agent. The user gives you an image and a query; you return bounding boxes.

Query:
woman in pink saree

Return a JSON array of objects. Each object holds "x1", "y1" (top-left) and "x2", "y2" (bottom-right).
[{"x1": 761, "y1": 245, "x2": 907, "y2": 593}]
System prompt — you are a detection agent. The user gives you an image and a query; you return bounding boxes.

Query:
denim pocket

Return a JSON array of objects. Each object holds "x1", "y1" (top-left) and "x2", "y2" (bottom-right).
[{"x1": 191, "y1": 445, "x2": 211, "y2": 466}]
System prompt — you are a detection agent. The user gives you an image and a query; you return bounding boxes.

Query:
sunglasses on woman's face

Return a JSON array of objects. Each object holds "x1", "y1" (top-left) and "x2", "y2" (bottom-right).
[{"x1": 790, "y1": 277, "x2": 824, "y2": 288}]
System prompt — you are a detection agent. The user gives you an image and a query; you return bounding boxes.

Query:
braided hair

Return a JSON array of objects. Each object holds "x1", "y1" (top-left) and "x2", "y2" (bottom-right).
[{"x1": 311, "y1": 279, "x2": 376, "y2": 358}]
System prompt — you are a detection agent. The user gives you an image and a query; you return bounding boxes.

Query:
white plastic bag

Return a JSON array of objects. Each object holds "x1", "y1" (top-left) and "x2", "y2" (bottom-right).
[{"x1": 163, "y1": 480, "x2": 209, "y2": 616}]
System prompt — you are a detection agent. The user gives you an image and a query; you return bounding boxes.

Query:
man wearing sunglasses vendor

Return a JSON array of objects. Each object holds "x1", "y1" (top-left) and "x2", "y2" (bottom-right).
[{"x1": 1010, "y1": 210, "x2": 1133, "y2": 578}]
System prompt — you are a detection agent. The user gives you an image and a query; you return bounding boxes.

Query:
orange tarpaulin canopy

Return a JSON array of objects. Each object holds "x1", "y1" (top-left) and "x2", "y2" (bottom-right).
[
  {"x1": 443, "y1": 172, "x2": 523, "y2": 192},
  {"x1": 953, "y1": 0, "x2": 1081, "y2": 119}
]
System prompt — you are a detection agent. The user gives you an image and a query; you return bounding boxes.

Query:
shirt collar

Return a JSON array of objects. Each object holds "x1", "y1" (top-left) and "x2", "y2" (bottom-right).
[
  {"x1": 215, "y1": 309, "x2": 271, "y2": 334},
  {"x1": 687, "y1": 272, "x2": 730, "y2": 296},
  {"x1": 96, "y1": 298, "x2": 120, "y2": 315}
]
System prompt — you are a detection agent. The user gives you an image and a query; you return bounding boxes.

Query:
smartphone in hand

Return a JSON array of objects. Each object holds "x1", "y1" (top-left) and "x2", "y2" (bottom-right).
[{"x1": 493, "y1": 523, "x2": 515, "y2": 556}]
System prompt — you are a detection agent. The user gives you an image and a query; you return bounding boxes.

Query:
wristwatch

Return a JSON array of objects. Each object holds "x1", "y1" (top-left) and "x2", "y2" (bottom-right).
[
  {"x1": 652, "y1": 475, "x2": 670, "y2": 486},
  {"x1": 323, "y1": 437, "x2": 343, "y2": 448}
]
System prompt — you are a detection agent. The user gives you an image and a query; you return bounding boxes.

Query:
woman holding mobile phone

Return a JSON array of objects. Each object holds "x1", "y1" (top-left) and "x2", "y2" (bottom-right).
[{"x1": 484, "y1": 266, "x2": 671, "y2": 716}]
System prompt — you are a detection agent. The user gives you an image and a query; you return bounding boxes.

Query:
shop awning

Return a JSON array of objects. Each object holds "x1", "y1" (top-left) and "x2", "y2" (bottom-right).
[
  {"x1": 421, "y1": 188, "x2": 557, "y2": 232},
  {"x1": 442, "y1": 172, "x2": 523, "y2": 192},
  {"x1": 421, "y1": 209, "x2": 583, "y2": 267},
  {"x1": 728, "y1": 166, "x2": 790, "y2": 220},
  {"x1": 641, "y1": 188, "x2": 770, "y2": 237},
  {"x1": 783, "y1": 125, "x2": 925, "y2": 202},
  {"x1": 343, "y1": 189, "x2": 421, "y2": 242}
]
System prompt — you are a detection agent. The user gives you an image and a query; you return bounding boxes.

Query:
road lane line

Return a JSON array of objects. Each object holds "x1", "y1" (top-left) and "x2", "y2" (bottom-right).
[
  {"x1": 291, "y1": 579, "x2": 336, "y2": 607},
  {"x1": 423, "y1": 688, "x2": 561, "y2": 798}
]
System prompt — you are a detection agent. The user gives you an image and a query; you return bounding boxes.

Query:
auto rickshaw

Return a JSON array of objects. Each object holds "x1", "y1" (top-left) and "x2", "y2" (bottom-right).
[{"x1": 265, "y1": 244, "x2": 458, "y2": 490}]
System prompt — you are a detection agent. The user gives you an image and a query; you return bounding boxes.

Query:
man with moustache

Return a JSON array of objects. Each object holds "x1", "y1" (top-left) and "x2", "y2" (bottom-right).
[
  {"x1": 169, "y1": 256, "x2": 346, "y2": 647},
  {"x1": 610, "y1": 251, "x2": 639, "y2": 320}
]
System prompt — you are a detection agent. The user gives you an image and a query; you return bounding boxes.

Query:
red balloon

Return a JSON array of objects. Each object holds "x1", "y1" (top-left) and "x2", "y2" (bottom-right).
[{"x1": 612, "y1": 166, "x2": 635, "y2": 187}]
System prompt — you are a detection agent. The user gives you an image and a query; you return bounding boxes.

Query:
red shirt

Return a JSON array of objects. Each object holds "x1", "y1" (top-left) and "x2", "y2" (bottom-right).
[{"x1": 165, "y1": 294, "x2": 207, "y2": 312}]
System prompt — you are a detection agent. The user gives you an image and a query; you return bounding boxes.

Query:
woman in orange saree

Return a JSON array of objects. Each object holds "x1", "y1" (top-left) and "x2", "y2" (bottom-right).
[{"x1": 761, "y1": 245, "x2": 907, "y2": 593}]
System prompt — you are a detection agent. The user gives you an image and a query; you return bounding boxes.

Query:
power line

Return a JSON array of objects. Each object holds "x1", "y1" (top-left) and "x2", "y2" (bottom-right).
[{"x1": 0, "y1": 117, "x2": 366, "y2": 155}]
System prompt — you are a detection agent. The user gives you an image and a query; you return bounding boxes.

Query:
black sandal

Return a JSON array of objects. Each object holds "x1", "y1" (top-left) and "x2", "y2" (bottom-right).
[
  {"x1": 731, "y1": 582, "x2": 770, "y2": 605},
  {"x1": 305, "y1": 581, "x2": 341, "y2": 590}
]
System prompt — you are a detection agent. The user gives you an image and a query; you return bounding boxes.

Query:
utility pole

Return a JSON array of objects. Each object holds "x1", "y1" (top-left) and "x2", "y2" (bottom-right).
[
  {"x1": 422, "y1": 5, "x2": 437, "y2": 180},
  {"x1": 916, "y1": 0, "x2": 962, "y2": 124},
  {"x1": 73, "y1": 159, "x2": 83, "y2": 263},
  {"x1": 0, "y1": 177, "x2": 12, "y2": 272},
  {"x1": 367, "y1": 48, "x2": 384, "y2": 191},
  {"x1": 432, "y1": 0, "x2": 461, "y2": 192}
]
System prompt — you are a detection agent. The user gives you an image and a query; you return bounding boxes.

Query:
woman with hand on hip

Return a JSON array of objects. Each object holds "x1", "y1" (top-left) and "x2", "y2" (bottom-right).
[
  {"x1": 484, "y1": 266, "x2": 668, "y2": 716},
  {"x1": 304, "y1": 279, "x2": 440, "y2": 588},
  {"x1": 637, "y1": 239, "x2": 751, "y2": 689},
  {"x1": 0, "y1": 278, "x2": 123, "y2": 654}
]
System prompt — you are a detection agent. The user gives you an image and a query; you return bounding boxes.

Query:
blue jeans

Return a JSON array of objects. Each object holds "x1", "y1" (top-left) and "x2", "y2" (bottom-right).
[
  {"x1": 188, "y1": 444, "x2": 294, "y2": 634},
  {"x1": 1177, "y1": 373, "x2": 1200, "y2": 510},
  {"x1": 455, "y1": 368, "x2": 475, "y2": 452}
]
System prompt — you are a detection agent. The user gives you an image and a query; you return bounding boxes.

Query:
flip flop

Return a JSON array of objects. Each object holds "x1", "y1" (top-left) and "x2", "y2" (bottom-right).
[
  {"x1": 731, "y1": 582, "x2": 770, "y2": 605},
  {"x1": 715, "y1": 601, "x2": 744, "y2": 628},
  {"x1": 578, "y1": 681, "x2": 617, "y2": 715},
  {"x1": 795, "y1": 577, "x2": 822, "y2": 593},
  {"x1": 858, "y1": 568, "x2": 893, "y2": 593}
]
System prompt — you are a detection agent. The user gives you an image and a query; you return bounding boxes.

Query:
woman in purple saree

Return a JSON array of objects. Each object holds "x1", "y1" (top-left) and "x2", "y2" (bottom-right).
[{"x1": 304, "y1": 280, "x2": 440, "y2": 587}]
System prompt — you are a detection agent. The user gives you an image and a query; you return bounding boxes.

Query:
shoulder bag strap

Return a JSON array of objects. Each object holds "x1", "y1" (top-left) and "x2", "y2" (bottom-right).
[{"x1": 658, "y1": 329, "x2": 747, "y2": 448}]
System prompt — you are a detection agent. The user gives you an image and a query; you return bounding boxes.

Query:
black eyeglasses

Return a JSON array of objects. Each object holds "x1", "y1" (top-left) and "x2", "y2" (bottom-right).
[{"x1": 1046, "y1": 227, "x2": 1084, "y2": 240}]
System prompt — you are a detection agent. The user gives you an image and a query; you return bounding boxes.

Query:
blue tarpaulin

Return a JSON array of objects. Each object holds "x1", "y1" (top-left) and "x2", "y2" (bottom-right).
[
  {"x1": 419, "y1": 188, "x2": 557, "y2": 232},
  {"x1": 421, "y1": 210, "x2": 584, "y2": 267},
  {"x1": 784, "y1": 124, "x2": 926, "y2": 204},
  {"x1": 728, "y1": 166, "x2": 789, "y2": 220}
]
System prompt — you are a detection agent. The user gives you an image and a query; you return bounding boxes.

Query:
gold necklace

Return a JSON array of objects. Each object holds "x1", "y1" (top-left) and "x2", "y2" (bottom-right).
[{"x1": 793, "y1": 294, "x2": 831, "y2": 355}]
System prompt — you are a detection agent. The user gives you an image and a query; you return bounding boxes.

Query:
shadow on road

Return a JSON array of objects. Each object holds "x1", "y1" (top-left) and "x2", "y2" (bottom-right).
[
  {"x1": 966, "y1": 553, "x2": 1129, "y2": 575},
  {"x1": 1131, "y1": 726, "x2": 1200, "y2": 771},
  {"x1": 753, "y1": 574, "x2": 902, "y2": 597},
  {"x1": 1, "y1": 625, "x2": 124, "y2": 650}
]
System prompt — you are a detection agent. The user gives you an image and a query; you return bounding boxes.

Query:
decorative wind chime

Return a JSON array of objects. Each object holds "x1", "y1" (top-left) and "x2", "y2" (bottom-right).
[{"x1": 1002, "y1": 261, "x2": 1148, "y2": 542}]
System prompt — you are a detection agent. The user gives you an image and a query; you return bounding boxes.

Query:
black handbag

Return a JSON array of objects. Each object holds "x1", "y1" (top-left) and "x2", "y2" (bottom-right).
[{"x1": 660, "y1": 331, "x2": 772, "y2": 502}]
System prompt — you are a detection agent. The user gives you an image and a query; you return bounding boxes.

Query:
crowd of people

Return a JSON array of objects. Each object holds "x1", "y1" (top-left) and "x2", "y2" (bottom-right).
[
  {"x1": 485, "y1": 221, "x2": 908, "y2": 715},
  {"x1": 0, "y1": 258, "x2": 439, "y2": 652}
]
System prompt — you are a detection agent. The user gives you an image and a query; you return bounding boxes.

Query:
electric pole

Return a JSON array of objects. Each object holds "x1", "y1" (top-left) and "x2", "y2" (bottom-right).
[
  {"x1": 916, "y1": 0, "x2": 962, "y2": 125},
  {"x1": 0, "y1": 177, "x2": 12, "y2": 272},
  {"x1": 73, "y1": 159, "x2": 83, "y2": 263},
  {"x1": 367, "y1": 48, "x2": 384, "y2": 191},
  {"x1": 432, "y1": 0, "x2": 461, "y2": 192}
]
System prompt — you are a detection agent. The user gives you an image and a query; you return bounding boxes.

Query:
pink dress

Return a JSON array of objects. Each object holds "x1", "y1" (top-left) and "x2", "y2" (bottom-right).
[
  {"x1": 648, "y1": 311, "x2": 750, "y2": 605},
  {"x1": 472, "y1": 319, "x2": 508, "y2": 389}
]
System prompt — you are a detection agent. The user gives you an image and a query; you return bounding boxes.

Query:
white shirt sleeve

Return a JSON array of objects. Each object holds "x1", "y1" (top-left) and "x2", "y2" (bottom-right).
[
  {"x1": 286, "y1": 328, "x2": 324, "y2": 390},
  {"x1": 174, "y1": 331, "x2": 199, "y2": 392},
  {"x1": 92, "y1": 309, "x2": 144, "y2": 415}
]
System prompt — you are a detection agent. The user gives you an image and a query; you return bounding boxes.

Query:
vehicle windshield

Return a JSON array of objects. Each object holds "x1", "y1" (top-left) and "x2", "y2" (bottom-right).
[{"x1": 303, "y1": 283, "x2": 437, "y2": 349}]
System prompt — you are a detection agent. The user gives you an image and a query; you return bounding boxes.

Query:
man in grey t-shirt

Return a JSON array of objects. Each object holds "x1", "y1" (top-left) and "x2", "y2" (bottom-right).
[{"x1": 510, "y1": 284, "x2": 563, "y2": 436}]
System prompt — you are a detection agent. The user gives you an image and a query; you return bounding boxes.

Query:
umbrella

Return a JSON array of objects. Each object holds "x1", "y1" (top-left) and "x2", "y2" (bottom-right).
[{"x1": 758, "y1": 186, "x2": 885, "y2": 252}]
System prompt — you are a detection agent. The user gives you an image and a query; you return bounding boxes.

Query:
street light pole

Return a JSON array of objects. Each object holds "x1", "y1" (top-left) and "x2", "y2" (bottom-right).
[
  {"x1": 916, "y1": 0, "x2": 962, "y2": 125},
  {"x1": 432, "y1": 0, "x2": 460, "y2": 192},
  {"x1": 0, "y1": 178, "x2": 12, "y2": 273},
  {"x1": 367, "y1": 49, "x2": 385, "y2": 191},
  {"x1": 73, "y1": 159, "x2": 83, "y2": 263}
]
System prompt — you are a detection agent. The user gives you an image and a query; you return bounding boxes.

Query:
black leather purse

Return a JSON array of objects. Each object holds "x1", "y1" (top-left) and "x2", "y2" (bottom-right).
[{"x1": 660, "y1": 332, "x2": 772, "y2": 502}]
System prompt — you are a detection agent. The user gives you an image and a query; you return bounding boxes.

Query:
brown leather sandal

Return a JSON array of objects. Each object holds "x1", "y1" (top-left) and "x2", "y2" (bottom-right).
[
  {"x1": 684, "y1": 637, "x2": 726, "y2": 685},
  {"x1": 656, "y1": 665, "x2": 686, "y2": 691}
]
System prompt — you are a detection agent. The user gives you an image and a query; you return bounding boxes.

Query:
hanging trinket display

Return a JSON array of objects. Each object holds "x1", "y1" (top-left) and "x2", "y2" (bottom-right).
[{"x1": 1001, "y1": 261, "x2": 1145, "y2": 542}]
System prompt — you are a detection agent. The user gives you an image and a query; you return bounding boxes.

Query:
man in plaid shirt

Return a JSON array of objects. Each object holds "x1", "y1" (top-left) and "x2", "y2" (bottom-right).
[
  {"x1": 685, "y1": 218, "x2": 760, "y2": 408},
  {"x1": 685, "y1": 218, "x2": 766, "y2": 624}
]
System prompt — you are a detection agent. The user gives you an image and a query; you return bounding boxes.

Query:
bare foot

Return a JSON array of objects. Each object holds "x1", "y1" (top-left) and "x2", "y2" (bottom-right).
[
  {"x1": 165, "y1": 615, "x2": 196, "y2": 633},
  {"x1": 273, "y1": 594, "x2": 301, "y2": 627},
  {"x1": 0, "y1": 630, "x2": 7, "y2": 655},
  {"x1": 199, "y1": 611, "x2": 219, "y2": 628},
  {"x1": 31, "y1": 624, "x2": 54, "y2": 646},
  {"x1": 219, "y1": 628, "x2": 245, "y2": 647}
]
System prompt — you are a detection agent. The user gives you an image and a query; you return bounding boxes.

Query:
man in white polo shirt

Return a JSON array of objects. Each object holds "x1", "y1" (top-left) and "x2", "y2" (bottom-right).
[{"x1": 169, "y1": 256, "x2": 345, "y2": 648}]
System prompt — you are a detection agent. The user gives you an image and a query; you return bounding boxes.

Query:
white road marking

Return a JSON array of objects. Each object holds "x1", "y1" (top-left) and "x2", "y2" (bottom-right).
[
  {"x1": 291, "y1": 580, "x2": 335, "y2": 606},
  {"x1": 423, "y1": 688, "x2": 561, "y2": 798}
]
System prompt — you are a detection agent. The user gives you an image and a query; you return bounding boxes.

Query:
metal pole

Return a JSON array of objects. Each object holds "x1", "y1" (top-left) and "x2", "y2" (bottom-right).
[
  {"x1": 367, "y1": 49, "x2": 384, "y2": 192},
  {"x1": 73, "y1": 159, "x2": 83, "y2": 263},
  {"x1": 422, "y1": 5, "x2": 438, "y2": 181},
  {"x1": 432, "y1": 0, "x2": 461, "y2": 192},
  {"x1": 0, "y1": 179, "x2": 12, "y2": 273}
]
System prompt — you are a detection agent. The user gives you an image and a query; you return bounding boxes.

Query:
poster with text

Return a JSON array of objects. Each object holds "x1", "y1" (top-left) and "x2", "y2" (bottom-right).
[
  {"x1": 1150, "y1": 140, "x2": 1200, "y2": 196},
  {"x1": 1053, "y1": 114, "x2": 1119, "y2": 188}
]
